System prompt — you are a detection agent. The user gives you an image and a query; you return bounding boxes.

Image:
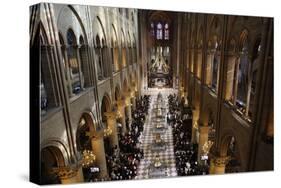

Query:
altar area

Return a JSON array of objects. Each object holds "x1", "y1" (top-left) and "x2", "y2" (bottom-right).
[
  {"x1": 136, "y1": 91, "x2": 177, "y2": 179},
  {"x1": 148, "y1": 47, "x2": 173, "y2": 88}
]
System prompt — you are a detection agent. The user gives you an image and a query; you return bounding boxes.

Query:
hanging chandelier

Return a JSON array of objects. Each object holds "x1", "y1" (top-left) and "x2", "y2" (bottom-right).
[
  {"x1": 116, "y1": 110, "x2": 122, "y2": 119},
  {"x1": 104, "y1": 127, "x2": 113, "y2": 137},
  {"x1": 202, "y1": 140, "x2": 213, "y2": 155},
  {"x1": 82, "y1": 150, "x2": 96, "y2": 168}
]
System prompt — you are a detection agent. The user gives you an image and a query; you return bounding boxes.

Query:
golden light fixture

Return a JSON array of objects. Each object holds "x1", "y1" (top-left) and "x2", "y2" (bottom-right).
[
  {"x1": 202, "y1": 140, "x2": 213, "y2": 155},
  {"x1": 131, "y1": 91, "x2": 135, "y2": 98},
  {"x1": 82, "y1": 150, "x2": 96, "y2": 168},
  {"x1": 104, "y1": 127, "x2": 113, "y2": 137},
  {"x1": 116, "y1": 110, "x2": 122, "y2": 119}
]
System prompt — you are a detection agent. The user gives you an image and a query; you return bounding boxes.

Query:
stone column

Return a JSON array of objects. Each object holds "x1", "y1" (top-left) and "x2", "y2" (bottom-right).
[
  {"x1": 41, "y1": 45, "x2": 59, "y2": 108},
  {"x1": 190, "y1": 48, "x2": 194, "y2": 73},
  {"x1": 79, "y1": 45, "x2": 91, "y2": 88},
  {"x1": 232, "y1": 58, "x2": 239, "y2": 104},
  {"x1": 205, "y1": 51, "x2": 214, "y2": 86},
  {"x1": 124, "y1": 92, "x2": 132, "y2": 130},
  {"x1": 122, "y1": 48, "x2": 126, "y2": 68},
  {"x1": 210, "y1": 156, "x2": 230, "y2": 174},
  {"x1": 55, "y1": 166, "x2": 84, "y2": 184},
  {"x1": 197, "y1": 50, "x2": 203, "y2": 79},
  {"x1": 99, "y1": 48, "x2": 105, "y2": 79},
  {"x1": 191, "y1": 109, "x2": 199, "y2": 143},
  {"x1": 61, "y1": 45, "x2": 74, "y2": 97},
  {"x1": 197, "y1": 125, "x2": 209, "y2": 163},
  {"x1": 125, "y1": 105, "x2": 132, "y2": 130},
  {"x1": 116, "y1": 99, "x2": 127, "y2": 134},
  {"x1": 224, "y1": 54, "x2": 237, "y2": 101},
  {"x1": 135, "y1": 88, "x2": 139, "y2": 101},
  {"x1": 90, "y1": 133, "x2": 108, "y2": 178},
  {"x1": 76, "y1": 166, "x2": 84, "y2": 183},
  {"x1": 131, "y1": 91, "x2": 136, "y2": 111},
  {"x1": 132, "y1": 95, "x2": 136, "y2": 111},
  {"x1": 114, "y1": 47, "x2": 119, "y2": 71},
  {"x1": 209, "y1": 158, "x2": 215, "y2": 174},
  {"x1": 104, "y1": 111, "x2": 119, "y2": 150},
  {"x1": 179, "y1": 86, "x2": 184, "y2": 99}
]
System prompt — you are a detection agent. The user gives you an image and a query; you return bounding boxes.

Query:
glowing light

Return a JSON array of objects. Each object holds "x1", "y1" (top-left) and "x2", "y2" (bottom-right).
[
  {"x1": 104, "y1": 127, "x2": 113, "y2": 137},
  {"x1": 202, "y1": 140, "x2": 213, "y2": 155},
  {"x1": 82, "y1": 150, "x2": 96, "y2": 168}
]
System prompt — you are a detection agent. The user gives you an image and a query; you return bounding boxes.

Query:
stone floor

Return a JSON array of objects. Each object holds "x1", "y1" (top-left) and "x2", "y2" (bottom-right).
[{"x1": 135, "y1": 88, "x2": 178, "y2": 179}]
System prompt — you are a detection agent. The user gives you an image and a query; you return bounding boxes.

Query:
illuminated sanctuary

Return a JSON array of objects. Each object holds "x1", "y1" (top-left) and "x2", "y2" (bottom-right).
[{"x1": 30, "y1": 3, "x2": 273, "y2": 185}]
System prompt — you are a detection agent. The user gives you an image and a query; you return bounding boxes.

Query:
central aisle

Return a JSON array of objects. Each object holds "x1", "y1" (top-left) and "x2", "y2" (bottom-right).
[{"x1": 136, "y1": 89, "x2": 177, "y2": 179}]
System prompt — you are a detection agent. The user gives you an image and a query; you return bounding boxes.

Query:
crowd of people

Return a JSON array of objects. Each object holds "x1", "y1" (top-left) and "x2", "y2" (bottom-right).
[
  {"x1": 104, "y1": 95, "x2": 151, "y2": 181},
  {"x1": 168, "y1": 94, "x2": 209, "y2": 176},
  {"x1": 88, "y1": 92, "x2": 211, "y2": 181}
]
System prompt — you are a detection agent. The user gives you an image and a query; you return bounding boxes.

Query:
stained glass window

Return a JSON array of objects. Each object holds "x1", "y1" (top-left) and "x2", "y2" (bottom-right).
[
  {"x1": 156, "y1": 23, "x2": 163, "y2": 40},
  {"x1": 164, "y1": 23, "x2": 169, "y2": 40}
]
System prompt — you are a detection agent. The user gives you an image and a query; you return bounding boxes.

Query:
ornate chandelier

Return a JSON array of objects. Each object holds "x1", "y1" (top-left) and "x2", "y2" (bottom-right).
[
  {"x1": 104, "y1": 127, "x2": 113, "y2": 137},
  {"x1": 82, "y1": 150, "x2": 96, "y2": 168},
  {"x1": 202, "y1": 140, "x2": 213, "y2": 155},
  {"x1": 116, "y1": 110, "x2": 122, "y2": 119}
]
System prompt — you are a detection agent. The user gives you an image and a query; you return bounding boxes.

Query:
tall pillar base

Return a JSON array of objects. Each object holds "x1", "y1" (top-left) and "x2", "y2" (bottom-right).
[
  {"x1": 197, "y1": 125, "x2": 210, "y2": 164},
  {"x1": 209, "y1": 156, "x2": 230, "y2": 175},
  {"x1": 104, "y1": 111, "x2": 119, "y2": 151},
  {"x1": 53, "y1": 166, "x2": 84, "y2": 184},
  {"x1": 91, "y1": 136, "x2": 108, "y2": 179}
]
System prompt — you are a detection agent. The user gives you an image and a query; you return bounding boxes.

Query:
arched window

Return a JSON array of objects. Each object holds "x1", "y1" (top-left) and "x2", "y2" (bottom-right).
[
  {"x1": 59, "y1": 32, "x2": 73, "y2": 97},
  {"x1": 67, "y1": 29, "x2": 75, "y2": 45},
  {"x1": 95, "y1": 35, "x2": 104, "y2": 80},
  {"x1": 95, "y1": 17, "x2": 108, "y2": 81},
  {"x1": 156, "y1": 23, "x2": 163, "y2": 40},
  {"x1": 66, "y1": 29, "x2": 83, "y2": 95},
  {"x1": 164, "y1": 23, "x2": 169, "y2": 40},
  {"x1": 163, "y1": 46, "x2": 170, "y2": 57},
  {"x1": 78, "y1": 35, "x2": 90, "y2": 88},
  {"x1": 227, "y1": 30, "x2": 260, "y2": 119},
  {"x1": 35, "y1": 26, "x2": 60, "y2": 115},
  {"x1": 236, "y1": 45, "x2": 249, "y2": 112}
]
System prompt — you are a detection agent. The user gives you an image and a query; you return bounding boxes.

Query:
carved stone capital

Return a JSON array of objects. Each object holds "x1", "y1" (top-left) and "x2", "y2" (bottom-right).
[
  {"x1": 52, "y1": 166, "x2": 78, "y2": 180},
  {"x1": 214, "y1": 156, "x2": 231, "y2": 167}
]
